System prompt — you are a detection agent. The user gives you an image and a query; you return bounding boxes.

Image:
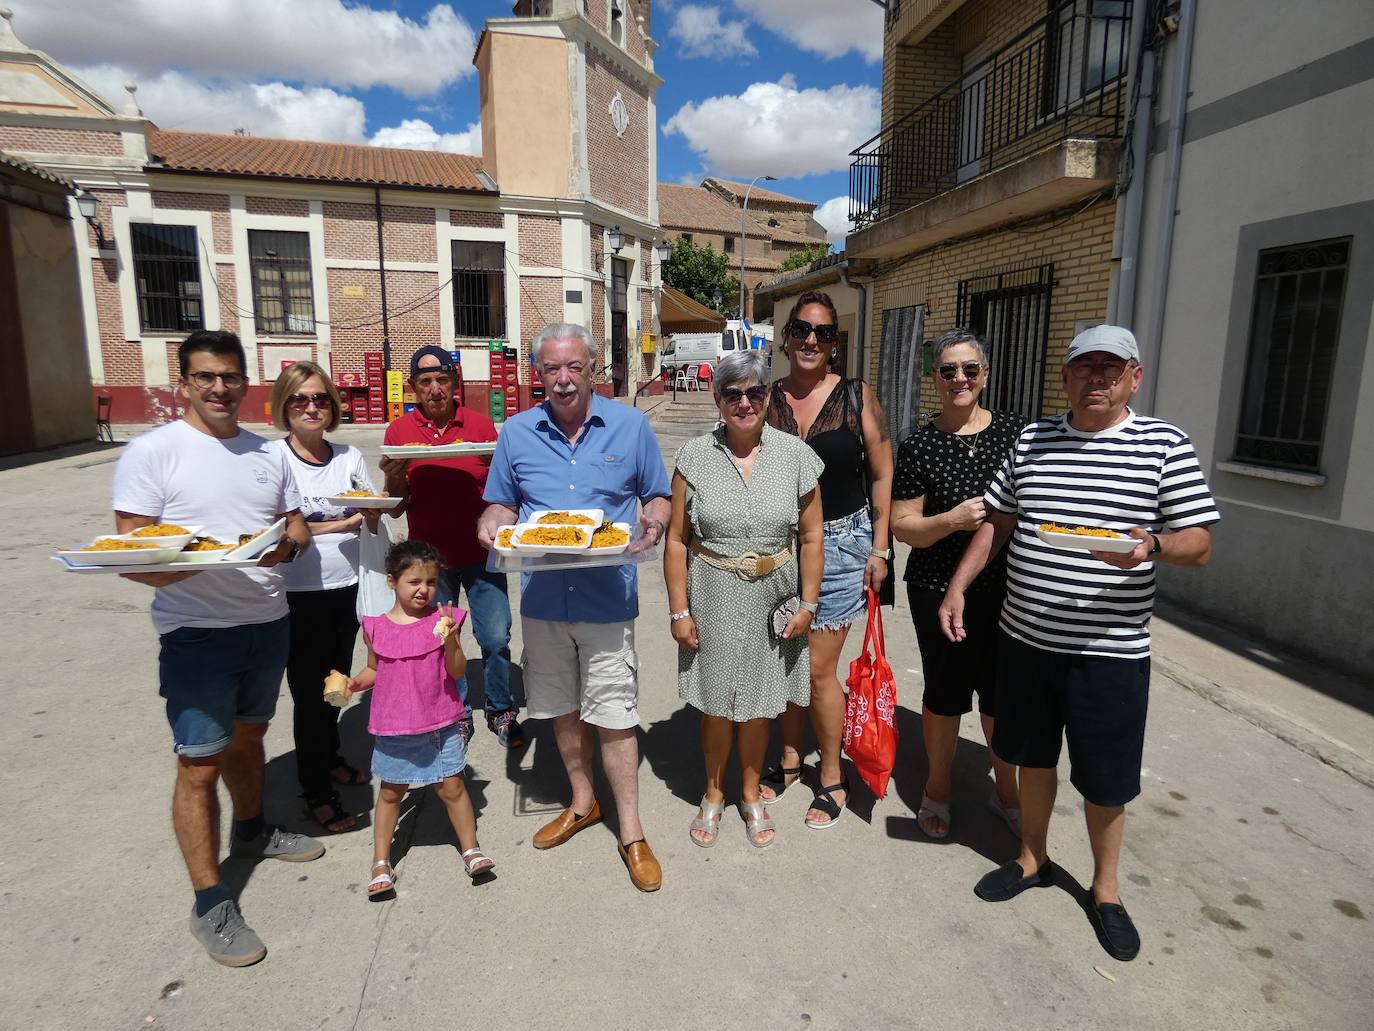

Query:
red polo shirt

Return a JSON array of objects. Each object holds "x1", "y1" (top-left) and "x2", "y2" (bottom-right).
[{"x1": 383, "y1": 406, "x2": 498, "y2": 568}]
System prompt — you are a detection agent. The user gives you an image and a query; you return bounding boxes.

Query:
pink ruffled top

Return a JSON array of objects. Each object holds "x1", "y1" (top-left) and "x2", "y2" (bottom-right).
[{"x1": 362, "y1": 608, "x2": 467, "y2": 736}]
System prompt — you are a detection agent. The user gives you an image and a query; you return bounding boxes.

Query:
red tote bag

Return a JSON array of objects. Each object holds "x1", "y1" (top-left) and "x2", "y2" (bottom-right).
[{"x1": 842, "y1": 587, "x2": 899, "y2": 799}]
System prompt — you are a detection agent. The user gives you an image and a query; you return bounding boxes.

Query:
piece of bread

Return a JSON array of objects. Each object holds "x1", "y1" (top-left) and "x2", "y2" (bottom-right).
[{"x1": 322, "y1": 669, "x2": 350, "y2": 708}]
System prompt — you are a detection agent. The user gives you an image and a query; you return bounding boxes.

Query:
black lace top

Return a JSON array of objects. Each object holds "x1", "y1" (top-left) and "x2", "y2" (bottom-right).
[{"x1": 766, "y1": 378, "x2": 868, "y2": 520}]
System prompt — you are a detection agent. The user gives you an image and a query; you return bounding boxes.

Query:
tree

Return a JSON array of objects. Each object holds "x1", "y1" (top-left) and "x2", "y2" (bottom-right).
[
  {"x1": 777, "y1": 242, "x2": 832, "y2": 274},
  {"x1": 662, "y1": 236, "x2": 739, "y2": 317}
]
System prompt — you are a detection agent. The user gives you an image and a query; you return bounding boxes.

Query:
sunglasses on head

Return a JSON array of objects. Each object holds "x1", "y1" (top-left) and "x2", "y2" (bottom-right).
[
  {"x1": 720, "y1": 385, "x2": 769, "y2": 406},
  {"x1": 287, "y1": 392, "x2": 333, "y2": 410},
  {"x1": 786, "y1": 319, "x2": 838, "y2": 344},
  {"x1": 938, "y1": 362, "x2": 985, "y2": 381}
]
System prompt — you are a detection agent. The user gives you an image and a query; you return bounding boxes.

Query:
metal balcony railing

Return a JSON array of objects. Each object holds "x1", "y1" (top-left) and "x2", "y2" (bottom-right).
[{"x1": 851, "y1": 0, "x2": 1132, "y2": 228}]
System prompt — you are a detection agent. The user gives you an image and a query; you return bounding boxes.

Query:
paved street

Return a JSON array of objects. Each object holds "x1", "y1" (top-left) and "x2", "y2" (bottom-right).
[{"x1": 2, "y1": 419, "x2": 1372, "y2": 1030}]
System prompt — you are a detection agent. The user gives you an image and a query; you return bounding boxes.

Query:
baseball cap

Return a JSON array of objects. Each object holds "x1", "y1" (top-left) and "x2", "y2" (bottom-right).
[
  {"x1": 410, "y1": 345, "x2": 456, "y2": 380},
  {"x1": 1064, "y1": 324, "x2": 1139, "y2": 365}
]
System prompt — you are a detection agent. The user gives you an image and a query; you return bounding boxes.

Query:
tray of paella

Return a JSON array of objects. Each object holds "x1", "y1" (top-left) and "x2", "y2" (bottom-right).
[
  {"x1": 53, "y1": 519, "x2": 287, "y2": 573},
  {"x1": 1034, "y1": 521, "x2": 1143, "y2": 554},
  {"x1": 379, "y1": 440, "x2": 497, "y2": 459},
  {"x1": 489, "y1": 513, "x2": 647, "y2": 571}
]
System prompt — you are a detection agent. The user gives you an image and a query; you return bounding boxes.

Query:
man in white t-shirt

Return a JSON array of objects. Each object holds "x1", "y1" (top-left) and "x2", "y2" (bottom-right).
[
  {"x1": 112, "y1": 331, "x2": 318, "y2": 968},
  {"x1": 939, "y1": 326, "x2": 1219, "y2": 964}
]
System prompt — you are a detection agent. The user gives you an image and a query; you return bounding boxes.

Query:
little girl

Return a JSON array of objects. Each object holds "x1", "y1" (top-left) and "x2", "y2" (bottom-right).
[{"x1": 346, "y1": 539, "x2": 494, "y2": 901}]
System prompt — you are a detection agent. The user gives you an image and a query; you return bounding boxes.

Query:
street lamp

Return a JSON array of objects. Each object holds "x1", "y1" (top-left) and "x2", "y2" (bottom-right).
[
  {"x1": 739, "y1": 174, "x2": 776, "y2": 322},
  {"x1": 608, "y1": 225, "x2": 625, "y2": 253},
  {"x1": 712, "y1": 289, "x2": 723, "y2": 311},
  {"x1": 74, "y1": 189, "x2": 109, "y2": 250},
  {"x1": 654, "y1": 240, "x2": 672, "y2": 264}
]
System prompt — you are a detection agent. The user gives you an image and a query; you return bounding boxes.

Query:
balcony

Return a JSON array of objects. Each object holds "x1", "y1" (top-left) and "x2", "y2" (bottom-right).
[
  {"x1": 886, "y1": 0, "x2": 971, "y2": 47},
  {"x1": 850, "y1": 0, "x2": 1131, "y2": 250}
]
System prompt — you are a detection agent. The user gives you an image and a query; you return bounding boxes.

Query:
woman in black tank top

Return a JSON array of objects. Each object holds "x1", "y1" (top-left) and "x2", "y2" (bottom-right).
[{"x1": 761, "y1": 290, "x2": 893, "y2": 828}]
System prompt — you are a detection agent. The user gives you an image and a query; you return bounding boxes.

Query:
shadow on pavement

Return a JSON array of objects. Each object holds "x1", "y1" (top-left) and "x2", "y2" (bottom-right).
[
  {"x1": 641, "y1": 703, "x2": 705, "y2": 806},
  {"x1": 0, "y1": 439, "x2": 123, "y2": 471}
]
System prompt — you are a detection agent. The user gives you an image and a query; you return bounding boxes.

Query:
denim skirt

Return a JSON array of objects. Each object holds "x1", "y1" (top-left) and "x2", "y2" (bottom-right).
[
  {"x1": 816, "y1": 508, "x2": 872, "y2": 631},
  {"x1": 371, "y1": 721, "x2": 467, "y2": 786}
]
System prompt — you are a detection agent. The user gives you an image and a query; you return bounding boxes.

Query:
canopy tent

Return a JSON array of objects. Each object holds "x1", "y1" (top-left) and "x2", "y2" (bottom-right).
[{"x1": 659, "y1": 285, "x2": 727, "y2": 334}]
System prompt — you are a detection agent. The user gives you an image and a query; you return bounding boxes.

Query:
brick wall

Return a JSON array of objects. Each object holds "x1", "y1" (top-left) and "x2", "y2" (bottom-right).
[
  {"x1": 451, "y1": 209, "x2": 502, "y2": 229},
  {"x1": 93, "y1": 256, "x2": 140, "y2": 385},
  {"x1": 585, "y1": 48, "x2": 649, "y2": 218},
  {"x1": 867, "y1": 196, "x2": 1116, "y2": 421},
  {"x1": 85, "y1": 187, "x2": 125, "y2": 249},
  {"x1": 216, "y1": 263, "x2": 238, "y2": 328},
  {"x1": 589, "y1": 280, "x2": 606, "y2": 378},
  {"x1": 326, "y1": 268, "x2": 443, "y2": 380},
  {"x1": 382, "y1": 204, "x2": 435, "y2": 263},
  {"x1": 882, "y1": 18, "x2": 960, "y2": 128},
  {"x1": 323, "y1": 201, "x2": 435, "y2": 263},
  {"x1": 152, "y1": 191, "x2": 232, "y2": 253},
  {"x1": 518, "y1": 213, "x2": 562, "y2": 269},
  {"x1": 246, "y1": 196, "x2": 308, "y2": 218},
  {"x1": 0, "y1": 123, "x2": 122, "y2": 156},
  {"x1": 518, "y1": 277, "x2": 562, "y2": 369},
  {"x1": 957, "y1": 0, "x2": 1043, "y2": 66}
]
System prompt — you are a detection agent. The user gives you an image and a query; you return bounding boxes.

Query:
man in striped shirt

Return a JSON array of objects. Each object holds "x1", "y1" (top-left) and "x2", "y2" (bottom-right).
[{"x1": 939, "y1": 325, "x2": 1219, "y2": 962}]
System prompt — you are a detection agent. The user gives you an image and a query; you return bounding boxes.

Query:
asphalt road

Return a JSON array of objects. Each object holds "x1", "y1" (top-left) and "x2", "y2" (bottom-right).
[{"x1": 2, "y1": 424, "x2": 1370, "y2": 1030}]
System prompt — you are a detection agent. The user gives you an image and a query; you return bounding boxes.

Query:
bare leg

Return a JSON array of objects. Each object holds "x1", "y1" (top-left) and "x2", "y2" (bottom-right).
[
  {"x1": 172, "y1": 756, "x2": 223, "y2": 890},
  {"x1": 597, "y1": 726, "x2": 643, "y2": 845},
  {"x1": 980, "y1": 714, "x2": 1020, "y2": 809},
  {"x1": 435, "y1": 775, "x2": 479, "y2": 853},
  {"x1": 692, "y1": 715, "x2": 734, "y2": 846},
  {"x1": 552, "y1": 712, "x2": 596, "y2": 816},
  {"x1": 759, "y1": 702, "x2": 807, "y2": 802},
  {"x1": 738, "y1": 716, "x2": 775, "y2": 845},
  {"x1": 372, "y1": 782, "x2": 406, "y2": 865},
  {"x1": 218, "y1": 721, "x2": 267, "y2": 823},
  {"x1": 1016, "y1": 766, "x2": 1057, "y2": 876},
  {"x1": 921, "y1": 707, "x2": 960, "y2": 835},
  {"x1": 1085, "y1": 802, "x2": 1125, "y2": 905},
  {"x1": 805, "y1": 625, "x2": 851, "y2": 824}
]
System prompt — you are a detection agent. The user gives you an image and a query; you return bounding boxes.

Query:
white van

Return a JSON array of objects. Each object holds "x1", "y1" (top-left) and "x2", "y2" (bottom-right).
[{"x1": 661, "y1": 321, "x2": 774, "y2": 374}]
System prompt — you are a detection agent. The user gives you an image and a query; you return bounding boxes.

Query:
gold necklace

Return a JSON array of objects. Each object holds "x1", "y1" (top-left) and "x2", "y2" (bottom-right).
[{"x1": 953, "y1": 411, "x2": 988, "y2": 457}]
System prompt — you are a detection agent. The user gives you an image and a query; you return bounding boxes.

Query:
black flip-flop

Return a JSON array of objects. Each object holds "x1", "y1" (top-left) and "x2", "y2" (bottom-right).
[{"x1": 760, "y1": 763, "x2": 802, "y2": 806}]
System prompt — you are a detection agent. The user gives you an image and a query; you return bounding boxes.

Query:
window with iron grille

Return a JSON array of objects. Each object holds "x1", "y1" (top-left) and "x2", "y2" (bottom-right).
[
  {"x1": 1234, "y1": 238, "x2": 1350, "y2": 472},
  {"x1": 248, "y1": 230, "x2": 315, "y2": 335},
  {"x1": 1044, "y1": 0, "x2": 1130, "y2": 115},
  {"x1": 957, "y1": 263, "x2": 1054, "y2": 422},
  {"x1": 451, "y1": 241, "x2": 506, "y2": 339},
  {"x1": 130, "y1": 224, "x2": 202, "y2": 333},
  {"x1": 878, "y1": 305, "x2": 925, "y2": 442}
]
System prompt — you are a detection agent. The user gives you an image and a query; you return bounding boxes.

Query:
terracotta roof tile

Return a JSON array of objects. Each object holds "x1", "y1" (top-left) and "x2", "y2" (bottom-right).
[
  {"x1": 658, "y1": 182, "x2": 768, "y2": 237},
  {"x1": 1, "y1": 149, "x2": 75, "y2": 189},
  {"x1": 703, "y1": 176, "x2": 815, "y2": 210},
  {"x1": 146, "y1": 129, "x2": 492, "y2": 193}
]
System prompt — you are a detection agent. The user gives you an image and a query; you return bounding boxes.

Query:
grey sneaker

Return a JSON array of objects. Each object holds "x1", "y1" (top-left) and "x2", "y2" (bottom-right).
[
  {"x1": 229, "y1": 824, "x2": 325, "y2": 862},
  {"x1": 486, "y1": 710, "x2": 526, "y2": 749},
  {"x1": 189, "y1": 899, "x2": 266, "y2": 967}
]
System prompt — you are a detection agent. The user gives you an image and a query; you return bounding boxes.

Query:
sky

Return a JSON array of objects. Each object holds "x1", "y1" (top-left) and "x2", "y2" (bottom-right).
[{"x1": 11, "y1": 0, "x2": 885, "y2": 245}]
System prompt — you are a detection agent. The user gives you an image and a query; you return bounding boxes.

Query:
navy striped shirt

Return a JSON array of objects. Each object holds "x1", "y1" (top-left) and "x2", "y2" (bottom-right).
[{"x1": 984, "y1": 411, "x2": 1220, "y2": 658}]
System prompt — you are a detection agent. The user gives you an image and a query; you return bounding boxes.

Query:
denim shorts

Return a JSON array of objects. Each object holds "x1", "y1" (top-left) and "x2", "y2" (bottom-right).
[
  {"x1": 816, "y1": 509, "x2": 872, "y2": 631},
  {"x1": 372, "y1": 721, "x2": 468, "y2": 786},
  {"x1": 158, "y1": 617, "x2": 290, "y2": 758}
]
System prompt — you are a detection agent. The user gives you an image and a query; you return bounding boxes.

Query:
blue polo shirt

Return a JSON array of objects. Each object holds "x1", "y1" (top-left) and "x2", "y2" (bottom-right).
[{"x1": 484, "y1": 394, "x2": 671, "y2": 622}]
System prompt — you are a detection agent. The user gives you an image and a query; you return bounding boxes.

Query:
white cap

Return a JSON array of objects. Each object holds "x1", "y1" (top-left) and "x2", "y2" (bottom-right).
[{"x1": 1065, "y1": 324, "x2": 1139, "y2": 364}]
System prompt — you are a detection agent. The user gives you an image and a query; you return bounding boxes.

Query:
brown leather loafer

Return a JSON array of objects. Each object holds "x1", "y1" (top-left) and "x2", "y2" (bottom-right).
[
  {"x1": 617, "y1": 839, "x2": 662, "y2": 892},
  {"x1": 532, "y1": 800, "x2": 602, "y2": 850}
]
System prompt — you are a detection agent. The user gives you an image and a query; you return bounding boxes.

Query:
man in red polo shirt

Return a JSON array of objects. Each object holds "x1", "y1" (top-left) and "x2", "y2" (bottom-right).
[{"x1": 381, "y1": 345, "x2": 522, "y2": 747}]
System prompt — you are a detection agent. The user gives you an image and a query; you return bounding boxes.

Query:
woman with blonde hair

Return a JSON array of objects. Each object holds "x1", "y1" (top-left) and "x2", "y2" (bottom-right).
[{"x1": 269, "y1": 361, "x2": 379, "y2": 834}]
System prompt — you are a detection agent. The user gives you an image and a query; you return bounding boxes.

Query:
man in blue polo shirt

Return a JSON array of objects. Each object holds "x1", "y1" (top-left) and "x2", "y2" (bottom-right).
[{"x1": 479, "y1": 322, "x2": 671, "y2": 892}]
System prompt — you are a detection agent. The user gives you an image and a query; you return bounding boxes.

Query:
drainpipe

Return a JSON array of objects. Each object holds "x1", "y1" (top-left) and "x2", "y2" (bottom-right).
[
  {"x1": 841, "y1": 259, "x2": 868, "y2": 381},
  {"x1": 374, "y1": 187, "x2": 391, "y2": 371},
  {"x1": 1108, "y1": 0, "x2": 1155, "y2": 329},
  {"x1": 1140, "y1": 0, "x2": 1196, "y2": 414}
]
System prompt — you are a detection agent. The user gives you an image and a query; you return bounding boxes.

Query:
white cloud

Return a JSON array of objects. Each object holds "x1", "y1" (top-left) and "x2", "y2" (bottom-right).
[
  {"x1": 370, "y1": 119, "x2": 481, "y2": 154},
  {"x1": 9, "y1": 0, "x2": 476, "y2": 97},
  {"x1": 670, "y1": 5, "x2": 756, "y2": 59},
  {"x1": 731, "y1": 0, "x2": 883, "y2": 63},
  {"x1": 813, "y1": 196, "x2": 852, "y2": 246},
  {"x1": 662, "y1": 75, "x2": 880, "y2": 179},
  {"x1": 76, "y1": 65, "x2": 367, "y2": 142}
]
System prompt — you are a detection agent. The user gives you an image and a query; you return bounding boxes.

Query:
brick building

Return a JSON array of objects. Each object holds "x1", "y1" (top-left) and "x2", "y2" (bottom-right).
[
  {"x1": 847, "y1": 0, "x2": 1129, "y2": 439},
  {"x1": 0, "y1": 1, "x2": 663, "y2": 424},
  {"x1": 658, "y1": 178, "x2": 828, "y2": 320}
]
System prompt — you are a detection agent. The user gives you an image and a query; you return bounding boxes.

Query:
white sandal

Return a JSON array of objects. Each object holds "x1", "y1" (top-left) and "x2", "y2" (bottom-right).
[
  {"x1": 689, "y1": 795, "x2": 725, "y2": 848},
  {"x1": 367, "y1": 860, "x2": 396, "y2": 902},
  {"x1": 917, "y1": 792, "x2": 951, "y2": 840},
  {"x1": 461, "y1": 847, "x2": 495, "y2": 878},
  {"x1": 739, "y1": 800, "x2": 776, "y2": 849}
]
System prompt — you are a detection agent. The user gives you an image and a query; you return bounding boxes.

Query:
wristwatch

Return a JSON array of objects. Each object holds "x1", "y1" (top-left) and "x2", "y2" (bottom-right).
[
  {"x1": 798, "y1": 599, "x2": 820, "y2": 614},
  {"x1": 870, "y1": 547, "x2": 893, "y2": 560},
  {"x1": 670, "y1": 609, "x2": 692, "y2": 622},
  {"x1": 281, "y1": 539, "x2": 302, "y2": 564},
  {"x1": 1148, "y1": 533, "x2": 1162, "y2": 556}
]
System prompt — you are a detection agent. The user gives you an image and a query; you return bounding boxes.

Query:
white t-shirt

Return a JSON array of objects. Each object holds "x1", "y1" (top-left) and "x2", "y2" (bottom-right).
[
  {"x1": 112, "y1": 420, "x2": 302, "y2": 635},
  {"x1": 270, "y1": 437, "x2": 374, "y2": 592}
]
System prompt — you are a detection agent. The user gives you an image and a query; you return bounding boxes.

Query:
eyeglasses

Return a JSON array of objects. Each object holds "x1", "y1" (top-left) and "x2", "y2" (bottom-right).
[
  {"x1": 287, "y1": 392, "x2": 333, "y2": 410},
  {"x1": 786, "y1": 319, "x2": 838, "y2": 344},
  {"x1": 1066, "y1": 359, "x2": 1132, "y2": 382},
  {"x1": 720, "y1": 385, "x2": 769, "y2": 406},
  {"x1": 938, "y1": 362, "x2": 985, "y2": 381},
  {"x1": 187, "y1": 371, "x2": 246, "y2": 390}
]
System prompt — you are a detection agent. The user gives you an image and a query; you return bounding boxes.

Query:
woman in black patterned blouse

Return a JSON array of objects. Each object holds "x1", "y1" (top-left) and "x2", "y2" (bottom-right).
[{"x1": 891, "y1": 329, "x2": 1025, "y2": 840}]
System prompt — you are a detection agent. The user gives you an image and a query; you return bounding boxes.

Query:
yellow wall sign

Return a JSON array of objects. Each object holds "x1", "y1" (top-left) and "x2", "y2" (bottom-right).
[
  {"x1": 385, "y1": 369, "x2": 404, "y2": 402},
  {"x1": 641, "y1": 333, "x2": 656, "y2": 354},
  {"x1": 341, "y1": 285, "x2": 365, "y2": 299}
]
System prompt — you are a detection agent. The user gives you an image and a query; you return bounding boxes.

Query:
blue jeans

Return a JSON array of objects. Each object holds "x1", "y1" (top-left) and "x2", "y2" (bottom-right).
[{"x1": 438, "y1": 564, "x2": 514, "y2": 715}]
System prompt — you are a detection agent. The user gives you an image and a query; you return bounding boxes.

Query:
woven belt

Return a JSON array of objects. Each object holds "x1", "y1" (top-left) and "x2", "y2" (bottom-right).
[{"x1": 688, "y1": 539, "x2": 793, "y2": 581}]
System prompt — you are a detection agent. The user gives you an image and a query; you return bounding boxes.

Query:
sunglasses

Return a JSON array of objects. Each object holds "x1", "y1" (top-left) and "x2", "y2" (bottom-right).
[
  {"x1": 187, "y1": 371, "x2": 246, "y2": 390},
  {"x1": 287, "y1": 392, "x2": 334, "y2": 410},
  {"x1": 938, "y1": 362, "x2": 985, "y2": 381},
  {"x1": 786, "y1": 319, "x2": 838, "y2": 344},
  {"x1": 720, "y1": 385, "x2": 769, "y2": 406}
]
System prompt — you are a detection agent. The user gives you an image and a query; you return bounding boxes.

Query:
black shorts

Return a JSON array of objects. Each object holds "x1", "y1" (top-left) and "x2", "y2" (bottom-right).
[
  {"x1": 992, "y1": 631, "x2": 1150, "y2": 808},
  {"x1": 908, "y1": 583, "x2": 1001, "y2": 718}
]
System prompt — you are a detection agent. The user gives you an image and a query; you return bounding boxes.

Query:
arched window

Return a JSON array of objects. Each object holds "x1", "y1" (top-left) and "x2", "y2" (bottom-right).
[{"x1": 609, "y1": 0, "x2": 625, "y2": 47}]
